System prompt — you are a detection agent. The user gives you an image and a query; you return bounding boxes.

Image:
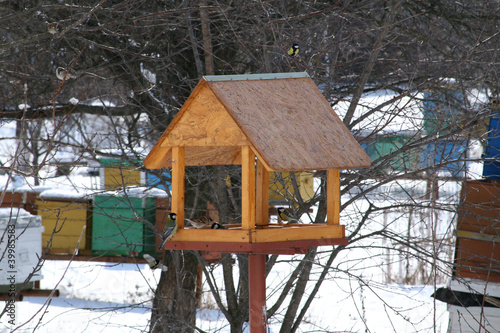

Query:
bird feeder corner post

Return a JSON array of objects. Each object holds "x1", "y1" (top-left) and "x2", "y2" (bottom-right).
[
  {"x1": 326, "y1": 169, "x2": 340, "y2": 225},
  {"x1": 255, "y1": 158, "x2": 269, "y2": 227},
  {"x1": 241, "y1": 146, "x2": 256, "y2": 230},
  {"x1": 248, "y1": 253, "x2": 267, "y2": 333},
  {"x1": 171, "y1": 146, "x2": 185, "y2": 228}
]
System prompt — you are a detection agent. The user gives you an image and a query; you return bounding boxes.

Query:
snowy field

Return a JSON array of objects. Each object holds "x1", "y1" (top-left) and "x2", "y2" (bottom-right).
[
  {"x1": 0, "y1": 166, "x2": 453, "y2": 331},
  {"x1": 0, "y1": 183, "x2": 452, "y2": 332},
  {"x1": 2, "y1": 255, "x2": 448, "y2": 333}
]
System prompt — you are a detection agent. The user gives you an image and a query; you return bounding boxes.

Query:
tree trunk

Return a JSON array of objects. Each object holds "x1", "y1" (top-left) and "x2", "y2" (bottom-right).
[
  {"x1": 150, "y1": 250, "x2": 199, "y2": 333},
  {"x1": 279, "y1": 248, "x2": 317, "y2": 333}
]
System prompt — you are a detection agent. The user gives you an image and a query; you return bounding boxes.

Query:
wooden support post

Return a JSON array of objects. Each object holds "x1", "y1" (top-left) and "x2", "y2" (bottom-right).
[
  {"x1": 172, "y1": 147, "x2": 185, "y2": 228},
  {"x1": 241, "y1": 146, "x2": 255, "y2": 230},
  {"x1": 326, "y1": 169, "x2": 340, "y2": 225},
  {"x1": 248, "y1": 254, "x2": 267, "y2": 333},
  {"x1": 255, "y1": 159, "x2": 269, "y2": 227}
]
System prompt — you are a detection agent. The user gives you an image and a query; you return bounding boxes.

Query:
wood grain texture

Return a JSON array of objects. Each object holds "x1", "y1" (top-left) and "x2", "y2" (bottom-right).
[
  {"x1": 208, "y1": 77, "x2": 371, "y2": 171},
  {"x1": 326, "y1": 169, "x2": 340, "y2": 225},
  {"x1": 151, "y1": 146, "x2": 241, "y2": 168},
  {"x1": 163, "y1": 84, "x2": 249, "y2": 147},
  {"x1": 143, "y1": 81, "x2": 208, "y2": 169},
  {"x1": 250, "y1": 224, "x2": 345, "y2": 243},
  {"x1": 144, "y1": 75, "x2": 371, "y2": 171},
  {"x1": 171, "y1": 147, "x2": 185, "y2": 228},
  {"x1": 37, "y1": 200, "x2": 91, "y2": 251},
  {"x1": 460, "y1": 180, "x2": 500, "y2": 207},
  {"x1": 162, "y1": 238, "x2": 348, "y2": 254},
  {"x1": 255, "y1": 159, "x2": 270, "y2": 226},
  {"x1": 241, "y1": 146, "x2": 256, "y2": 230},
  {"x1": 458, "y1": 204, "x2": 500, "y2": 235},
  {"x1": 454, "y1": 238, "x2": 500, "y2": 283},
  {"x1": 169, "y1": 228, "x2": 251, "y2": 243},
  {"x1": 168, "y1": 225, "x2": 345, "y2": 244}
]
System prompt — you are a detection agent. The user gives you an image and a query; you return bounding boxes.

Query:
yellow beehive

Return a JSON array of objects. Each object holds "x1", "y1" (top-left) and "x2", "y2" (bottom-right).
[
  {"x1": 37, "y1": 197, "x2": 92, "y2": 254},
  {"x1": 100, "y1": 158, "x2": 143, "y2": 190},
  {"x1": 269, "y1": 171, "x2": 315, "y2": 203}
]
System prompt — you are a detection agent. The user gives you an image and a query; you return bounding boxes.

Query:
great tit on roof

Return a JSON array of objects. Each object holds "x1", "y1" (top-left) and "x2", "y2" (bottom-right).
[
  {"x1": 158, "y1": 213, "x2": 178, "y2": 249},
  {"x1": 287, "y1": 43, "x2": 299, "y2": 57}
]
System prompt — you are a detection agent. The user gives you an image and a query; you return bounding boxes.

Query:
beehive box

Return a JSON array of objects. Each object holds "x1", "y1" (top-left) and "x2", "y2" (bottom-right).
[
  {"x1": 269, "y1": 171, "x2": 314, "y2": 203},
  {"x1": 146, "y1": 171, "x2": 172, "y2": 191},
  {"x1": 446, "y1": 279, "x2": 500, "y2": 333},
  {"x1": 0, "y1": 190, "x2": 37, "y2": 215},
  {"x1": 454, "y1": 180, "x2": 500, "y2": 282},
  {"x1": 36, "y1": 189, "x2": 92, "y2": 254},
  {"x1": 99, "y1": 158, "x2": 144, "y2": 190},
  {"x1": 92, "y1": 195, "x2": 156, "y2": 256},
  {"x1": 454, "y1": 237, "x2": 500, "y2": 282},
  {"x1": 459, "y1": 180, "x2": 500, "y2": 207},
  {"x1": 0, "y1": 208, "x2": 44, "y2": 285}
]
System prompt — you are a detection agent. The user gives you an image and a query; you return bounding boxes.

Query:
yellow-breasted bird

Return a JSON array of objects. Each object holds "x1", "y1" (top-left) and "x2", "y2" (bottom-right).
[
  {"x1": 143, "y1": 254, "x2": 168, "y2": 272},
  {"x1": 287, "y1": 43, "x2": 299, "y2": 57},
  {"x1": 158, "y1": 213, "x2": 178, "y2": 249},
  {"x1": 277, "y1": 207, "x2": 294, "y2": 224},
  {"x1": 186, "y1": 216, "x2": 213, "y2": 228}
]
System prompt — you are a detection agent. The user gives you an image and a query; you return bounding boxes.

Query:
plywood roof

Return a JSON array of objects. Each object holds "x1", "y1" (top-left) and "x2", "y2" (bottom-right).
[{"x1": 144, "y1": 72, "x2": 371, "y2": 171}]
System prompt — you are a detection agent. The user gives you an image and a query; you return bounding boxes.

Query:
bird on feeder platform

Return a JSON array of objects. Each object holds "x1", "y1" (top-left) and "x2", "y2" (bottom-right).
[
  {"x1": 287, "y1": 43, "x2": 299, "y2": 57},
  {"x1": 277, "y1": 207, "x2": 294, "y2": 224},
  {"x1": 186, "y1": 216, "x2": 213, "y2": 228},
  {"x1": 211, "y1": 222, "x2": 228, "y2": 229},
  {"x1": 143, "y1": 253, "x2": 168, "y2": 272},
  {"x1": 158, "y1": 213, "x2": 178, "y2": 249}
]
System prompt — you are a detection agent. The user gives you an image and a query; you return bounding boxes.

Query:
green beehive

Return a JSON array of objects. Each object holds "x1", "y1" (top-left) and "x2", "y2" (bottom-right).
[
  {"x1": 363, "y1": 134, "x2": 419, "y2": 174},
  {"x1": 92, "y1": 195, "x2": 156, "y2": 256}
]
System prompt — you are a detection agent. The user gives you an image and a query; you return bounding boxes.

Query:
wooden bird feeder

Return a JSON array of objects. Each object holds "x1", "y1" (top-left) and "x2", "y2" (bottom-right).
[{"x1": 144, "y1": 72, "x2": 371, "y2": 332}]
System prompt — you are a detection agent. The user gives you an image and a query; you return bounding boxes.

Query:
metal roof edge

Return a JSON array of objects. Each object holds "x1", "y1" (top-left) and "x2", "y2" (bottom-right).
[{"x1": 203, "y1": 72, "x2": 309, "y2": 82}]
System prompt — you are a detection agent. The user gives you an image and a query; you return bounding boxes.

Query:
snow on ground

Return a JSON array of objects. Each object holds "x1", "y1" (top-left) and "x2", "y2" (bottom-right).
[{"x1": 2, "y1": 255, "x2": 448, "y2": 333}]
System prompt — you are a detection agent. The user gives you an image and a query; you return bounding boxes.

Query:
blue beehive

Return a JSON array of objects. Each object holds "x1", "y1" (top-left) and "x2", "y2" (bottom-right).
[
  {"x1": 421, "y1": 139, "x2": 467, "y2": 178},
  {"x1": 482, "y1": 102, "x2": 500, "y2": 179},
  {"x1": 422, "y1": 87, "x2": 467, "y2": 177},
  {"x1": 146, "y1": 171, "x2": 172, "y2": 191}
]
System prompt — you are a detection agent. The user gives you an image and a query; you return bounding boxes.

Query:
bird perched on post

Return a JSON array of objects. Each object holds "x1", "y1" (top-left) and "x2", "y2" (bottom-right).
[
  {"x1": 186, "y1": 216, "x2": 213, "y2": 228},
  {"x1": 56, "y1": 67, "x2": 77, "y2": 81},
  {"x1": 287, "y1": 43, "x2": 299, "y2": 57},
  {"x1": 277, "y1": 207, "x2": 294, "y2": 224},
  {"x1": 211, "y1": 222, "x2": 228, "y2": 229},
  {"x1": 158, "y1": 213, "x2": 178, "y2": 249},
  {"x1": 143, "y1": 254, "x2": 168, "y2": 272}
]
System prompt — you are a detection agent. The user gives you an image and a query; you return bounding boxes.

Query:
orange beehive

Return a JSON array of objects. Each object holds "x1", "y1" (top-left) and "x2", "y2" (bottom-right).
[{"x1": 455, "y1": 179, "x2": 500, "y2": 282}]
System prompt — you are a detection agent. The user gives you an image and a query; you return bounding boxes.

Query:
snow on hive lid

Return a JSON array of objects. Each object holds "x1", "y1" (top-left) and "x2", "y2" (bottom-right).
[
  {"x1": 39, "y1": 188, "x2": 94, "y2": 200},
  {"x1": 0, "y1": 207, "x2": 41, "y2": 228}
]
